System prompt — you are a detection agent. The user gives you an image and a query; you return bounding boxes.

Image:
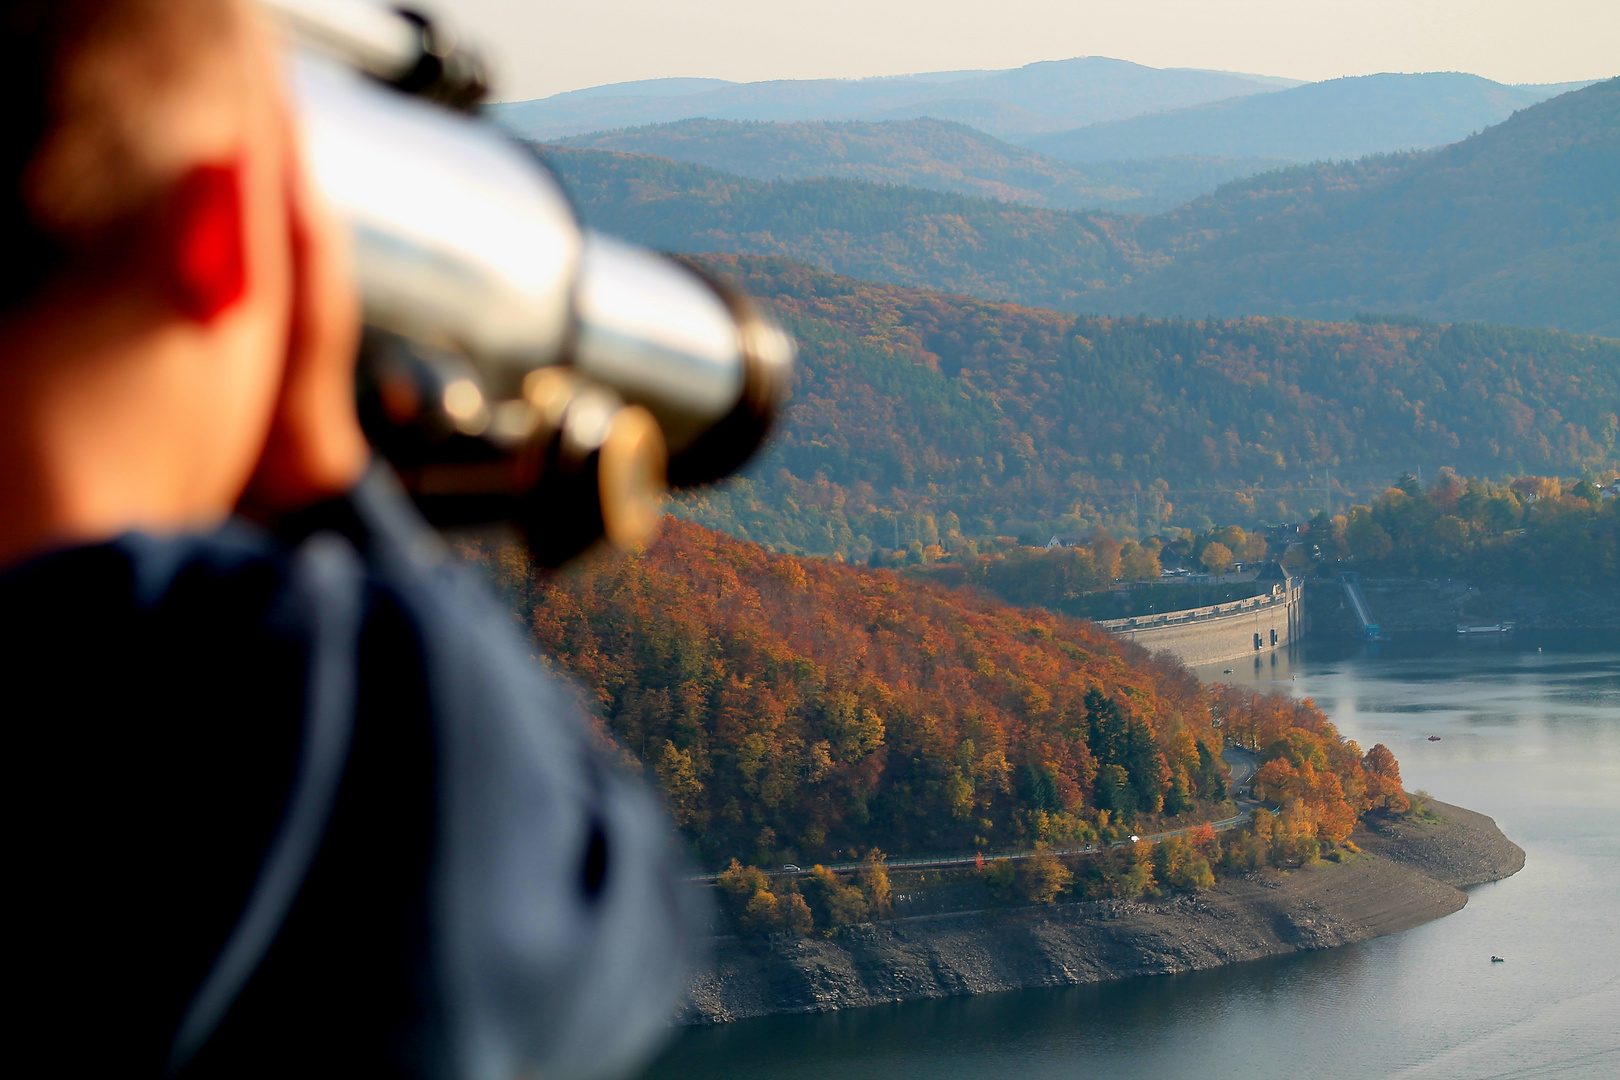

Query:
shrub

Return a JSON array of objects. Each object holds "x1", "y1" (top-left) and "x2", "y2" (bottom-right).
[
  {"x1": 781, "y1": 891, "x2": 815, "y2": 934},
  {"x1": 1018, "y1": 851, "x2": 1074, "y2": 904},
  {"x1": 981, "y1": 857, "x2": 1016, "y2": 897},
  {"x1": 808, "y1": 865, "x2": 870, "y2": 928},
  {"x1": 1153, "y1": 834, "x2": 1216, "y2": 892},
  {"x1": 1118, "y1": 841, "x2": 1158, "y2": 900},
  {"x1": 859, "y1": 850, "x2": 893, "y2": 915}
]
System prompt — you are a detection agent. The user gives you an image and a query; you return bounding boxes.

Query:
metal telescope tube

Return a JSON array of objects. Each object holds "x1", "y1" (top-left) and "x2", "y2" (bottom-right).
[
  {"x1": 291, "y1": 55, "x2": 787, "y2": 457},
  {"x1": 293, "y1": 54, "x2": 579, "y2": 388},
  {"x1": 271, "y1": 2, "x2": 793, "y2": 561}
]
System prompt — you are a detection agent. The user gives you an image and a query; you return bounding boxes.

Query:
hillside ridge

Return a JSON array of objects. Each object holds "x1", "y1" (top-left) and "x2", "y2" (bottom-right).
[
  {"x1": 558, "y1": 117, "x2": 1282, "y2": 213},
  {"x1": 498, "y1": 56, "x2": 1293, "y2": 141},
  {"x1": 1104, "y1": 77, "x2": 1620, "y2": 332},
  {"x1": 1024, "y1": 71, "x2": 1594, "y2": 162},
  {"x1": 545, "y1": 78, "x2": 1620, "y2": 335},
  {"x1": 663, "y1": 254, "x2": 1620, "y2": 555}
]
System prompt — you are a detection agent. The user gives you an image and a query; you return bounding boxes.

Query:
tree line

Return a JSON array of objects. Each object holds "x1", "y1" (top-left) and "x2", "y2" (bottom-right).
[
  {"x1": 548, "y1": 78, "x2": 1620, "y2": 338},
  {"x1": 698, "y1": 680, "x2": 1405, "y2": 937},
  {"x1": 480, "y1": 520, "x2": 1406, "y2": 893},
  {"x1": 665, "y1": 256, "x2": 1619, "y2": 560},
  {"x1": 1305, "y1": 470, "x2": 1619, "y2": 586}
]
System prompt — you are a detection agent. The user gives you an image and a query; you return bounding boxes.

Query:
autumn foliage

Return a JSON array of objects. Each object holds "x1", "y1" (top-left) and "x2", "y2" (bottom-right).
[
  {"x1": 1212, "y1": 685, "x2": 1404, "y2": 865},
  {"x1": 661, "y1": 256, "x2": 1619, "y2": 559},
  {"x1": 501, "y1": 520, "x2": 1232, "y2": 867},
  {"x1": 1313, "y1": 470, "x2": 1620, "y2": 588},
  {"x1": 716, "y1": 852, "x2": 889, "y2": 935},
  {"x1": 482, "y1": 520, "x2": 1410, "y2": 927}
]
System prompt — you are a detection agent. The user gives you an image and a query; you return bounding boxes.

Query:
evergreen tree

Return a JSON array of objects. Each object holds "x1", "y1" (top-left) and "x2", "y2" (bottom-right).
[{"x1": 1196, "y1": 740, "x2": 1228, "y2": 800}]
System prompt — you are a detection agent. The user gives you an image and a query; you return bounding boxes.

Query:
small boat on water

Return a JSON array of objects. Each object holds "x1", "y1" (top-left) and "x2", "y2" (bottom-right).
[
  {"x1": 1428, "y1": 735, "x2": 1442, "y2": 741},
  {"x1": 1491, "y1": 955, "x2": 1505, "y2": 963},
  {"x1": 1458, "y1": 621, "x2": 1516, "y2": 635}
]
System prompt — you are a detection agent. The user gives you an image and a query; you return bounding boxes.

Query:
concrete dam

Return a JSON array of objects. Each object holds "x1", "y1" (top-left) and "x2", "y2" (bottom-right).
[{"x1": 1096, "y1": 580, "x2": 1304, "y2": 667}]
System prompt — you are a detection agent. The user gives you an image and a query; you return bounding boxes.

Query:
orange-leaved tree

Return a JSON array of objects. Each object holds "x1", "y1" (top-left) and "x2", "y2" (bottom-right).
[
  {"x1": 1213, "y1": 684, "x2": 1386, "y2": 854},
  {"x1": 1361, "y1": 743, "x2": 1410, "y2": 813},
  {"x1": 492, "y1": 520, "x2": 1228, "y2": 867}
]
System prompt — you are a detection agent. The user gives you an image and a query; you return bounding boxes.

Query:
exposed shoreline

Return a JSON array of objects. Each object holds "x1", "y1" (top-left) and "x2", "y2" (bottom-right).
[{"x1": 679, "y1": 799, "x2": 1523, "y2": 1025}]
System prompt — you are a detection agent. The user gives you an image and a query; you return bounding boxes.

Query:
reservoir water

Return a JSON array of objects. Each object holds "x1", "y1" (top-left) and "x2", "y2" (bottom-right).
[{"x1": 640, "y1": 631, "x2": 1620, "y2": 1080}]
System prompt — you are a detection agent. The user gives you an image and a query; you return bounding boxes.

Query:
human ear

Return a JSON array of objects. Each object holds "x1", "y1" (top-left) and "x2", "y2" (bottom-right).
[{"x1": 170, "y1": 161, "x2": 247, "y2": 322}]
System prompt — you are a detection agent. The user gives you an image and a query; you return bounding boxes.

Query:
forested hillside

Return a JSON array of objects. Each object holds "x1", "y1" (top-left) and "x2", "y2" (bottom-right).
[
  {"x1": 488, "y1": 520, "x2": 1392, "y2": 872},
  {"x1": 1024, "y1": 72, "x2": 1590, "y2": 163},
  {"x1": 666, "y1": 256, "x2": 1620, "y2": 556},
  {"x1": 547, "y1": 146, "x2": 1141, "y2": 310},
  {"x1": 497, "y1": 56, "x2": 1289, "y2": 142},
  {"x1": 1313, "y1": 471, "x2": 1620, "y2": 585},
  {"x1": 558, "y1": 118, "x2": 1280, "y2": 213},
  {"x1": 545, "y1": 79, "x2": 1620, "y2": 334},
  {"x1": 1110, "y1": 78, "x2": 1620, "y2": 335}
]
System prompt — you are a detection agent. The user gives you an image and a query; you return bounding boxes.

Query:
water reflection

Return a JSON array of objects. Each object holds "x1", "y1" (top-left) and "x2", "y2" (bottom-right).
[
  {"x1": 655, "y1": 946, "x2": 1393, "y2": 1079},
  {"x1": 643, "y1": 632, "x2": 1620, "y2": 1080}
]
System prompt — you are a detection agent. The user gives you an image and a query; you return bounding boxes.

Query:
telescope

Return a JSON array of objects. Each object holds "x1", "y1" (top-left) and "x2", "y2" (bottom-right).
[{"x1": 263, "y1": 0, "x2": 794, "y2": 565}]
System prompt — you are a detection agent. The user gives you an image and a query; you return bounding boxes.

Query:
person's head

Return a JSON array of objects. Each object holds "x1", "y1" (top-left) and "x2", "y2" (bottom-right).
[{"x1": 0, "y1": 0, "x2": 365, "y2": 568}]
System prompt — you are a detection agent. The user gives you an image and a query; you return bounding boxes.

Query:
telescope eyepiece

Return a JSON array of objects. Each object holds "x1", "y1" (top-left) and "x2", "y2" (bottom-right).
[{"x1": 263, "y1": 1, "x2": 488, "y2": 109}]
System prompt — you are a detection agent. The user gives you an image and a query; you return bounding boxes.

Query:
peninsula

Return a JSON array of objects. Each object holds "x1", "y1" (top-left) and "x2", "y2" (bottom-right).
[
  {"x1": 483, "y1": 522, "x2": 1526, "y2": 1025},
  {"x1": 681, "y1": 799, "x2": 1523, "y2": 1024}
]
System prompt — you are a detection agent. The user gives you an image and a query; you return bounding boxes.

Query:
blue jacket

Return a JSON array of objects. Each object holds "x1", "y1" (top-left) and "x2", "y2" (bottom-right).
[{"x1": 4, "y1": 466, "x2": 698, "y2": 1079}]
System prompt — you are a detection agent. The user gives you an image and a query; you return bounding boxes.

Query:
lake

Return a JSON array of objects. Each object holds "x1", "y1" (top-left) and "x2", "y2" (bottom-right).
[{"x1": 639, "y1": 630, "x2": 1620, "y2": 1080}]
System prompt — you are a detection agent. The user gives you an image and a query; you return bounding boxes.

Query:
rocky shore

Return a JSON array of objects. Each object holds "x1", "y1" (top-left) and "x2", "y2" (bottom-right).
[{"x1": 679, "y1": 799, "x2": 1522, "y2": 1025}]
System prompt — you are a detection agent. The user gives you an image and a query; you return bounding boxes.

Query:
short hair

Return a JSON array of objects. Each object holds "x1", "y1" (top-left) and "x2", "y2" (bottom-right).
[{"x1": 1, "y1": 0, "x2": 242, "y2": 312}]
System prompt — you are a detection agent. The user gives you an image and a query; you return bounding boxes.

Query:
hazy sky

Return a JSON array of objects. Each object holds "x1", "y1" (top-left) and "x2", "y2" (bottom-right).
[{"x1": 432, "y1": 0, "x2": 1618, "y2": 102}]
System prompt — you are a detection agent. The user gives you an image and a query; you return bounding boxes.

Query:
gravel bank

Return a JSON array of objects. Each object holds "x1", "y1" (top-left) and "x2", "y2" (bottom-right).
[
  {"x1": 1354, "y1": 798, "x2": 1526, "y2": 888},
  {"x1": 680, "y1": 799, "x2": 1523, "y2": 1025}
]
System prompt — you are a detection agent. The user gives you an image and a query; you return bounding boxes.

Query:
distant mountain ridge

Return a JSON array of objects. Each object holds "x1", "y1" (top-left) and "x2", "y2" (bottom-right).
[
  {"x1": 496, "y1": 57, "x2": 1294, "y2": 141},
  {"x1": 558, "y1": 118, "x2": 1284, "y2": 214},
  {"x1": 538, "y1": 71, "x2": 1600, "y2": 234},
  {"x1": 545, "y1": 79, "x2": 1620, "y2": 335},
  {"x1": 1024, "y1": 72, "x2": 1595, "y2": 162}
]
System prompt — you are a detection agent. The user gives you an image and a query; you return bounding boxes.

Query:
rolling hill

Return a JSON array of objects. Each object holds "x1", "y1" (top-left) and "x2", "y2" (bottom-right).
[
  {"x1": 1109, "y1": 77, "x2": 1620, "y2": 332},
  {"x1": 556, "y1": 118, "x2": 1283, "y2": 214},
  {"x1": 1023, "y1": 72, "x2": 1594, "y2": 162},
  {"x1": 545, "y1": 146, "x2": 1144, "y2": 311},
  {"x1": 491, "y1": 517, "x2": 1383, "y2": 869},
  {"x1": 546, "y1": 79, "x2": 1620, "y2": 335},
  {"x1": 667, "y1": 255, "x2": 1620, "y2": 557},
  {"x1": 495, "y1": 57, "x2": 1293, "y2": 142}
]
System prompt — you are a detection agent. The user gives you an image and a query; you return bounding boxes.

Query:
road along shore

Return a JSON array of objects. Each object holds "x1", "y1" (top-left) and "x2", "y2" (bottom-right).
[{"x1": 678, "y1": 799, "x2": 1523, "y2": 1025}]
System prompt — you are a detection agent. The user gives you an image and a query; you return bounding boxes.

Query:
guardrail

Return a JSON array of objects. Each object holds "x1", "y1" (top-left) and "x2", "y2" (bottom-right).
[
  {"x1": 1094, "y1": 581, "x2": 1301, "y2": 633},
  {"x1": 684, "y1": 809, "x2": 1267, "y2": 883}
]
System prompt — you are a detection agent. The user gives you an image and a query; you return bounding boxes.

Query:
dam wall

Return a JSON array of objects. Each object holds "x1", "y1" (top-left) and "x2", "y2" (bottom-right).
[{"x1": 1098, "y1": 580, "x2": 1303, "y2": 667}]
